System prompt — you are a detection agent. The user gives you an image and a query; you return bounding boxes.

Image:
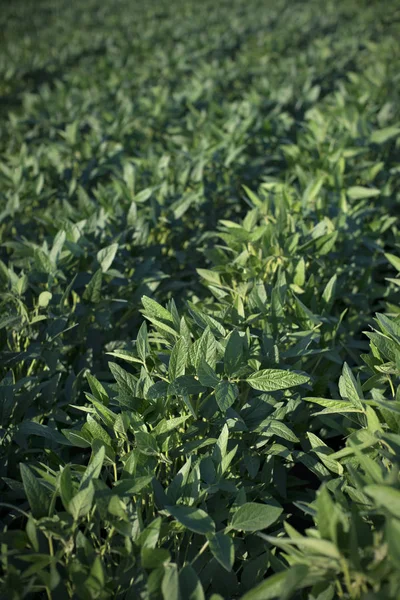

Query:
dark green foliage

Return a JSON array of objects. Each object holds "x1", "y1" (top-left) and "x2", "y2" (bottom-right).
[{"x1": 1, "y1": 0, "x2": 400, "y2": 598}]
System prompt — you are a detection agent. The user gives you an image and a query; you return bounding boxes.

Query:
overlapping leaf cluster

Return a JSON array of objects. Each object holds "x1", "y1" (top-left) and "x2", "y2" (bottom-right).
[{"x1": 1, "y1": 0, "x2": 400, "y2": 598}]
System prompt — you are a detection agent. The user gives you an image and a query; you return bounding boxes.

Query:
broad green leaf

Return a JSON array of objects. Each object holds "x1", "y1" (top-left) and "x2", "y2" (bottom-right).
[
  {"x1": 153, "y1": 416, "x2": 190, "y2": 436},
  {"x1": 169, "y1": 338, "x2": 188, "y2": 381},
  {"x1": 59, "y1": 466, "x2": 75, "y2": 511},
  {"x1": 240, "y1": 571, "x2": 287, "y2": 600},
  {"x1": 364, "y1": 485, "x2": 400, "y2": 518},
  {"x1": 162, "y1": 564, "x2": 180, "y2": 600},
  {"x1": 142, "y1": 296, "x2": 174, "y2": 324},
  {"x1": 197, "y1": 268, "x2": 221, "y2": 285},
  {"x1": 386, "y1": 518, "x2": 400, "y2": 564},
  {"x1": 347, "y1": 186, "x2": 380, "y2": 199},
  {"x1": 38, "y1": 291, "x2": 52, "y2": 308},
  {"x1": 197, "y1": 360, "x2": 220, "y2": 388},
  {"x1": 165, "y1": 505, "x2": 215, "y2": 535},
  {"x1": 62, "y1": 429, "x2": 92, "y2": 448},
  {"x1": 97, "y1": 243, "x2": 118, "y2": 272},
  {"x1": 83, "y1": 269, "x2": 102, "y2": 303},
  {"x1": 137, "y1": 517, "x2": 162, "y2": 549},
  {"x1": 338, "y1": 363, "x2": 363, "y2": 409},
  {"x1": 278, "y1": 565, "x2": 310, "y2": 600},
  {"x1": 86, "y1": 373, "x2": 109, "y2": 405},
  {"x1": 208, "y1": 532, "x2": 234, "y2": 571},
  {"x1": 321, "y1": 274, "x2": 337, "y2": 308},
  {"x1": 83, "y1": 415, "x2": 112, "y2": 446},
  {"x1": 20, "y1": 464, "x2": 50, "y2": 519},
  {"x1": 212, "y1": 424, "x2": 229, "y2": 464},
  {"x1": 107, "y1": 350, "x2": 143, "y2": 366},
  {"x1": 307, "y1": 432, "x2": 343, "y2": 475},
  {"x1": 112, "y1": 476, "x2": 153, "y2": 496},
  {"x1": 134, "y1": 187, "x2": 153, "y2": 204},
  {"x1": 303, "y1": 397, "x2": 363, "y2": 415},
  {"x1": 136, "y1": 431, "x2": 159, "y2": 456},
  {"x1": 260, "y1": 533, "x2": 340, "y2": 559},
  {"x1": 385, "y1": 253, "x2": 400, "y2": 273},
  {"x1": 230, "y1": 500, "x2": 282, "y2": 532},
  {"x1": 194, "y1": 327, "x2": 216, "y2": 370},
  {"x1": 137, "y1": 321, "x2": 150, "y2": 363},
  {"x1": 167, "y1": 456, "x2": 192, "y2": 504},
  {"x1": 179, "y1": 565, "x2": 205, "y2": 600},
  {"x1": 246, "y1": 369, "x2": 309, "y2": 392},
  {"x1": 80, "y1": 445, "x2": 105, "y2": 490},
  {"x1": 263, "y1": 420, "x2": 299, "y2": 443},
  {"x1": 315, "y1": 485, "x2": 336, "y2": 542},
  {"x1": 170, "y1": 376, "x2": 205, "y2": 396},
  {"x1": 370, "y1": 126, "x2": 400, "y2": 144},
  {"x1": 214, "y1": 381, "x2": 239, "y2": 412},
  {"x1": 142, "y1": 547, "x2": 171, "y2": 569},
  {"x1": 68, "y1": 482, "x2": 95, "y2": 520},
  {"x1": 224, "y1": 330, "x2": 243, "y2": 376}
]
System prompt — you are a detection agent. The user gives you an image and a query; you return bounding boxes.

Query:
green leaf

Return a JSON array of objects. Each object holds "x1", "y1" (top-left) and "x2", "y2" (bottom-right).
[
  {"x1": 38, "y1": 291, "x2": 52, "y2": 308},
  {"x1": 83, "y1": 269, "x2": 102, "y2": 303},
  {"x1": 68, "y1": 482, "x2": 95, "y2": 520},
  {"x1": 137, "y1": 517, "x2": 162, "y2": 549},
  {"x1": 264, "y1": 420, "x2": 299, "y2": 443},
  {"x1": 364, "y1": 485, "x2": 400, "y2": 518},
  {"x1": 347, "y1": 186, "x2": 380, "y2": 199},
  {"x1": 321, "y1": 274, "x2": 337, "y2": 308},
  {"x1": 62, "y1": 429, "x2": 92, "y2": 448},
  {"x1": 169, "y1": 338, "x2": 188, "y2": 381},
  {"x1": 385, "y1": 253, "x2": 400, "y2": 273},
  {"x1": 197, "y1": 268, "x2": 222, "y2": 285},
  {"x1": 80, "y1": 445, "x2": 105, "y2": 490},
  {"x1": 162, "y1": 564, "x2": 181, "y2": 600},
  {"x1": 86, "y1": 373, "x2": 109, "y2": 405},
  {"x1": 179, "y1": 565, "x2": 205, "y2": 600},
  {"x1": 136, "y1": 431, "x2": 159, "y2": 456},
  {"x1": 134, "y1": 187, "x2": 153, "y2": 204},
  {"x1": 84, "y1": 415, "x2": 112, "y2": 446},
  {"x1": 208, "y1": 532, "x2": 234, "y2": 571},
  {"x1": 165, "y1": 505, "x2": 215, "y2": 535},
  {"x1": 224, "y1": 330, "x2": 243, "y2": 376},
  {"x1": 59, "y1": 466, "x2": 75, "y2": 511},
  {"x1": 240, "y1": 571, "x2": 287, "y2": 600},
  {"x1": 20, "y1": 464, "x2": 50, "y2": 519},
  {"x1": 97, "y1": 243, "x2": 118, "y2": 272},
  {"x1": 386, "y1": 518, "x2": 400, "y2": 564},
  {"x1": 108, "y1": 362, "x2": 137, "y2": 396},
  {"x1": 303, "y1": 397, "x2": 363, "y2": 415},
  {"x1": 246, "y1": 369, "x2": 309, "y2": 392},
  {"x1": 338, "y1": 363, "x2": 363, "y2": 409},
  {"x1": 112, "y1": 476, "x2": 153, "y2": 496},
  {"x1": 261, "y1": 533, "x2": 341, "y2": 559},
  {"x1": 142, "y1": 547, "x2": 170, "y2": 569},
  {"x1": 107, "y1": 350, "x2": 143, "y2": 366},
  {"x1": 197, "y1": 361, "x2": 220, "y2": 388},
  {"x1": 212, "y1": 424, "x2": 229, "y2": 465},
  {"x1": 194, "y1": 327, "x2": 216, "y2": 370},
  {"x1": 142, "y1": 296, "x2": 174, "y2": 324},
  {"x1": 370, "y1": 126, "x2": 400, "y2": 144},
  {"x1": 315, "y1": 485, "x2": 336, "y2": 542},
  {"x1": 278, "y1": 565, "x2": 310, "y2": 600},
  {"x1": 137, "y1": 321, "x2": 150, "y2": 363},
  {"x1": 153, "y1": 416, "x2": 190, "y2": 436},
  {"x1": 230, "y1": 500, "x2": 283, "y2": 532},
  {"x1": 307, "y1": 432, "x2": 343, "y2": 475},
  {"x1": 214, "y1": 381, "x2": 239, "y2": 412},
  {"x1": 170, "y1": 376, "x2": 205, "y2": 396},
  {"x1": 167, "y1": 457, "x2": 193, "y2": 504}
]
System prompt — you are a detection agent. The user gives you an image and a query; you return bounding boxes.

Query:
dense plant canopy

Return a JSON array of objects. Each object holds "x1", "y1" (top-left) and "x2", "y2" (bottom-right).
[{"x1": 1, "y1": 0, "x2": 400, "y2": 598}]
